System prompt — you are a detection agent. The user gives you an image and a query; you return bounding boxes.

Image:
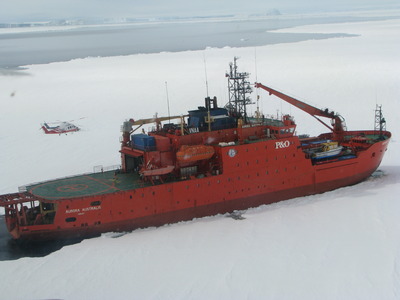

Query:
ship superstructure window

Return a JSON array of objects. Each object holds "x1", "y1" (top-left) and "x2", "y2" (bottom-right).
[
  {"x1": 66, "y1": 217, "x2": 76, "y2": 223},
  {"x1": 91, "y1": 201, "x2": 101, "y2": 206}
]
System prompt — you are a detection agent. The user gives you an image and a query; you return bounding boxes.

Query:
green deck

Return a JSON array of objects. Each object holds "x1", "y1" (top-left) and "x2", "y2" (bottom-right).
[{"x1": 27, "y1": 171, "x2": 146, "y2": 200}]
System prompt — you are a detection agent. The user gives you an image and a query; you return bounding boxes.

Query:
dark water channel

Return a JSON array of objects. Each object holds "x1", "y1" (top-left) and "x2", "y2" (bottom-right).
[
  {"x1": 0, "y1": 215, "x2": 83, "y2": 260},
  {"x1": 1, "y1": 15, "x2": 395, "y2": 69}
]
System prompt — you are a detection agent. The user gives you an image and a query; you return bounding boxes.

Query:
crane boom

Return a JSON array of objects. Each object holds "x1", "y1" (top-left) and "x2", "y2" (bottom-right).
[
  {"x1": 131, "y1": 115, "x2": 186, "y2": 126},
  {"x1": 255, "y1": 82, "x2": 345, "y2": 133}
]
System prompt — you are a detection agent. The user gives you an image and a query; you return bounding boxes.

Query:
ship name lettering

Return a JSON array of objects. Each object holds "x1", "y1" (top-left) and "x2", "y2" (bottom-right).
[
  {"x1": 275, "y1": 140, "x2": 290, "y2": 149},
  {"x1": 66, "y1": 206, "x2": 101, "y2": 214},
  {"x1": 82, "y1": 206, "x2": 102, "y2": 212}
]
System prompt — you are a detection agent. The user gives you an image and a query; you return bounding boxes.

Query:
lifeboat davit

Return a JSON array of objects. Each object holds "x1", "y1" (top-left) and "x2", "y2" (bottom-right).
[{"x1": 176, "y1": 145, "x2": 215, "y2": 162}]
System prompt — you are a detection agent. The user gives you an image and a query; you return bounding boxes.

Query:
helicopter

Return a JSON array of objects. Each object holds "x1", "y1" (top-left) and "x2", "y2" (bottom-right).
[{"x1": 41, "y1": 121, "x2": 80, "y2": 135}]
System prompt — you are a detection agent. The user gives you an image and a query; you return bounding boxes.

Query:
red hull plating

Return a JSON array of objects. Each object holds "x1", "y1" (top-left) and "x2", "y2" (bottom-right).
[{"x1": 2, "y1": 131, "x2": 390, "y2": 242}]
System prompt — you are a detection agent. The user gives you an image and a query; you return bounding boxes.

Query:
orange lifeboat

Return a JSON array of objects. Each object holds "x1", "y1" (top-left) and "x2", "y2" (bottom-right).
[{"x1": 176, "y1": 145, "x2": 215, "y2": 162}]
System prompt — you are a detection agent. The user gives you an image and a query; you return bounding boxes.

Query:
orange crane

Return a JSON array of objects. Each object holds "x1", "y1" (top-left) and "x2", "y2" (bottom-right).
[{"x1": 255, "y1": 82, "x2": 346, "y2": 134}]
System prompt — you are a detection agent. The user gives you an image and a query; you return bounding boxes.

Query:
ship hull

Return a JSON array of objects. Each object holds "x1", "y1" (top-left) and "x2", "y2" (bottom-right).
[
  {"x1": 13, "y1": 170, "x2": 375, "y2": 242},
  {"x1": 11, "y1": 134, "x2": 388, "y2": 242}
]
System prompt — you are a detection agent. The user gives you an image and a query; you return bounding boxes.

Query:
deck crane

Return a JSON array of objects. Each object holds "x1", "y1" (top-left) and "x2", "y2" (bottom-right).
[
  {"x1": 121, "y1": 115, "x2": 188, "y2": 147},
  {"x1": 255, "y1": 83, "x2": 346, "y2": 136}
]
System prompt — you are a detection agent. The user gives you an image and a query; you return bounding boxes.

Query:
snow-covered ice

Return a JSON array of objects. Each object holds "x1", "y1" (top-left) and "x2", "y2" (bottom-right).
[{"x1": 0, "y1": 17, "x2": 399, "y2": 299}]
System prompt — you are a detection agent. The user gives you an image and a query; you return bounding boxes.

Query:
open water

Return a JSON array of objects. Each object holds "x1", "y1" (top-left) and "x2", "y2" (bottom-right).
[
  {"x1": 1, "y1": 14, "x2": 395, "y2": 70},
  {"x1": 0, "y1": 216, "x2": 83, "y2": 260}
]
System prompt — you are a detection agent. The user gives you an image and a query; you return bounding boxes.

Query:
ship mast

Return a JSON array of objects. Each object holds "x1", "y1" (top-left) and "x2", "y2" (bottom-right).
[
  {"x1": 374, "y1": 104, "x2": 386, "y2": 138},
  {"x1": 226, "y1": 57, "x2": 253, "y2": 123}
]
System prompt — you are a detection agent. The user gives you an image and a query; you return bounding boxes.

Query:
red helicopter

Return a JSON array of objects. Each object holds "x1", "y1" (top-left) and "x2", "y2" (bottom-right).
[{"x1": 41, "y1": 121, "x2": 80, "y2": 135}]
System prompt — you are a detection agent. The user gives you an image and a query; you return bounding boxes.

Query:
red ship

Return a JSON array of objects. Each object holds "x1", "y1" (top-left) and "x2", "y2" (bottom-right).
[{"x1": 0, "y1": 59, "x2": 391, "y2": 242}]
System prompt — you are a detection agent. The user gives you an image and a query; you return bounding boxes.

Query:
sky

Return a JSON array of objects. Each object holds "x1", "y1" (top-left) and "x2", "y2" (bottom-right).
[{"x1": 1, "y1": 0, "x2": 399, "y2": 22}]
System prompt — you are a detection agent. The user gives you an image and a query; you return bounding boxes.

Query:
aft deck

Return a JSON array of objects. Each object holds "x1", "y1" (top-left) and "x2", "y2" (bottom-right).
[{"x1": 26, "y1": 171, "x2": 147, "y2": 200}]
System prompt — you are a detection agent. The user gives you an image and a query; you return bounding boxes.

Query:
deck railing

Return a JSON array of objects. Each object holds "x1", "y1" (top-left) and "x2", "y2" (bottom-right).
[{"x1": 18, "y1": 164, "x2": 121, "y2": 193}]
